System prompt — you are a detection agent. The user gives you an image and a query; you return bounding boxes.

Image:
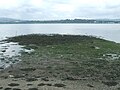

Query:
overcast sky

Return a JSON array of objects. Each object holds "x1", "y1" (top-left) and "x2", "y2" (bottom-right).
[{"x1": 0, "y1": 0, "x2": 120, "y2": 20}]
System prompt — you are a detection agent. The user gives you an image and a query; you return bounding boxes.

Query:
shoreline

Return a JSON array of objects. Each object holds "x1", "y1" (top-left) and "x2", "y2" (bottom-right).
[{"x1": 0, "y1": 34, "x2": 120, "y2": 90}]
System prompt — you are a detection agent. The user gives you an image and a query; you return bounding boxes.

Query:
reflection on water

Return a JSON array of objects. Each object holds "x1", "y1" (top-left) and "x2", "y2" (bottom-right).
[{"x1": 0, "y1": 41, "x2": 34, "y2": 69}]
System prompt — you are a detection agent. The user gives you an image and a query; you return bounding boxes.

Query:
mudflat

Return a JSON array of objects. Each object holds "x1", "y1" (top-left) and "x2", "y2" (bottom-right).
[{"x1": 0, "y1": 34, "x2": 120, "y2": 90}]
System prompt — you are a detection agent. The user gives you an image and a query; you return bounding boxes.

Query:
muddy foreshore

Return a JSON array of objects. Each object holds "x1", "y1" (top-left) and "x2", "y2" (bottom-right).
[{"x1": 0, "y1": 34, "x2": 120, "y2": 90}]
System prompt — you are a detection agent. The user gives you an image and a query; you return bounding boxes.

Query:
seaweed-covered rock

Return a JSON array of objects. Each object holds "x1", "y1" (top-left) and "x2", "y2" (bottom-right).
[
  {"x1": 38, "y1": 83, "x2": 46, "y2": 86},
  {"x1": 13, "y1": 88, "x2": 21, "y2": 90},
  {"x1": 8, "y1": 83, "x2": 19, "y2": 87},
  {"x1": 102, "y1": 81, "x2": 118, "y2": 86},
  {"x1": 54, "y1": 83, "x2": 66, "y2": 87},
  {"x1": 28, "y1": 88, "x2": 38, "y2": 90},
  {"x1": 20, "y1": 67, "x2": 36, "y2": 71},
  {"x1": 41, "y1": 77, "x2": 49, "y2": 81},
  {"x1": 4, "y1": 87, "x2": 12, "y2": 90},
  {"x1": 87, "y1": 84, "x2": 94, "y2": 88},
  {"x1": 0, "y1": 87, "x2": 3, "y2": 89},
  {"x1": 26, "y1": 77, "x2": 38, "y2": 82}
]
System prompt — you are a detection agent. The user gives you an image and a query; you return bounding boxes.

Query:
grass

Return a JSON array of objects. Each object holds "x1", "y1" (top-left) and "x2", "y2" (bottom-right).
[{"x1": 6, "y1": 34, "x2": 120, "y2": 81}]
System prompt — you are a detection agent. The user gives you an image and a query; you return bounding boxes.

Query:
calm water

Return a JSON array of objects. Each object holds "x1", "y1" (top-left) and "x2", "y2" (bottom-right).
[{"x1": 0, "y1": 24, "x2": 120, "y2": 43}]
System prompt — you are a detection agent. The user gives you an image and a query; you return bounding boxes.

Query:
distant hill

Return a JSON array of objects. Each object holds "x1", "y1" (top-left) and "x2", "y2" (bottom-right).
[
  {"x1": 0, "y1": 18, "x2": 120, "y2": 24},
  {"x1": 0, "y1": 17, "x2": 22, "y2": 23}
]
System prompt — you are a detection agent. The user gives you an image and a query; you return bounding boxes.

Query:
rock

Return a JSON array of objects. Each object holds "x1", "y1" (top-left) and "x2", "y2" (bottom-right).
[
  {"x1": 4, "y1": 87, "x2": 12, "y2": 90},
  {"x1": 38, "y1": 83, "x2": 46, "y2": 86},
  {"x1": 102, "y1": 81, "x2": 118, "y2": 86},
  {"x1": 0, "y1": 87, "x2": 3, "y2": 89},
  {"x1": 6, "y1": 61, "x2": 10, "y2": 63},
  {"x1": 28, "y1": 88, "x2": 38, "y2": 90},
  {"x1": 20, "y1": 67, "x2": 36, "y2": 71},
  {"x1": 65, "y1": 77, "x2": 79, "y2": 80},
  {"x1": 0, "y1": 65, "x2": 5, "y2": 69},
  {"x1": 12, "y1": 50, "x2": 15, "y2": 52},
  {"x1": 9, "y1": 75, "x2": 14, "y2": 78},
  {"x1": 11, "y1": 61, "x2": 16, "y2": 64},
  {"x1": 90, "y1": 46, "x2": 100, "y2": 50},
  {"x1": 41, "y1": 77, "x2": 49, "y2": 81},
  {"x1": 13, "y1": 88, "x2": 21, "y2": 90},
  {"x1": 46, "y1": 83, "x2": 52, "y2": 86},
  {"x1": 13, "y1": 75, "x2": 25, "y2": 78},
  {"x1": 26, "y1": 77, "x2": 38, "y2": 82},
  {"x1": 87, "y1": 84, "x2": 94, "y2": 88},
  {"x1": 38, "y1": 83, "x2": 52, "y2": 86},
  {"x1": 54, "y1": 83, "x2": 66, "y2": 87},
  {"x1": 1, "y1": 50, "x2": 6, "y2": 52},
  {"x1": 0, "y1": 57, "x2": 5, "y2": 60},
  {"x1": 14, "y1": 59, "x2": 19, "y2": 62},
  {"x1": 27, "y1": 84, "x2": 33, "y2": 86},
  {"x1": 117, "y1": 87, "x2": 120, "y2": 90},
  {"x1": 8, "y1": 83, "x2": 20, "y2": 87}
]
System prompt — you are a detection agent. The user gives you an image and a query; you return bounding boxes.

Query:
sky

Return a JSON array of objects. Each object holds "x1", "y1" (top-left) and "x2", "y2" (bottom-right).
[{"x1": 0, "y1": 0, "x2": 120, "y2": 20}]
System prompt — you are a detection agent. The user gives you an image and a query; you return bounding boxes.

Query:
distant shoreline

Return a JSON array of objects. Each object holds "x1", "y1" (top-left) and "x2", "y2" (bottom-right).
[
  {"x1": 0, "y1": 23, "x2": 120, "y2": 24},
  {"x1": 0, "y1": 18, "x2": 120, "y2": 24}
]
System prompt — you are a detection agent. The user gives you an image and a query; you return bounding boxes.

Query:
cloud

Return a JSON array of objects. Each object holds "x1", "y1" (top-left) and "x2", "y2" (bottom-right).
[{"x1": 0, "y1": 0, "x2": 120, "y2": 19}]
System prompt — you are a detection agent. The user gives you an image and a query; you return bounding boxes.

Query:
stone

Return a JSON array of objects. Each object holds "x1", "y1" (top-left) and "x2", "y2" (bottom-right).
[
  {"x1": 8, "y1": 83, "x2": 20, "y2": 87},
  {"x1": 54, "y1": 83, "x2": 66, "y2": 87}
]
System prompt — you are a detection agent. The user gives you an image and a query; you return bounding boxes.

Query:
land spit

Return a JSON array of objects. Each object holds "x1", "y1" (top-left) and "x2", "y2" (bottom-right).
[{"x1": 0, "y1": 34, "x2": 120, "y2": 90}]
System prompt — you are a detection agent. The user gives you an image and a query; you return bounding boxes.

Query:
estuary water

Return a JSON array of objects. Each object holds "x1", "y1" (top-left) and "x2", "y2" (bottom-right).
[{"x1": 0, "y1": 24, "x2": 120, "y2": 43}]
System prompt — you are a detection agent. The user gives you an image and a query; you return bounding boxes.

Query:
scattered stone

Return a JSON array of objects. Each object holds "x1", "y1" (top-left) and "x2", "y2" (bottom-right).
[
  {"x1": 0, "y1": 65, "x2": 5, "y2": 69},
  {"x1": 0, "y1": 67, "x2": 4, "y2": 69},
  {"x1": 102, "y1": 81, "x2": 118, "y2": 86},
  {"x1": 12, "y1": 50, "x2": 15, "y2": 52},
  {"x1": 14, "y1": 59, "x2": 19, "y2": 62},
  {"x1": 87, "y1": 84, "x2": 94, "y2": 88},
  {"x1": 26, "y1": 77, "x2": 38, "y2": 82},
  {"x1": 46, "y1": 83, "x2": 52, "y2": 86},
  {"x1": 11, "y1": 61, "x2": 16, "y2": 64},
  {"x1": 54, "y1": 83, "x2": 66, "y2": 87},
  {"x1": 9, "y1": 75, "x2": 14, "y2": 78},
  {"x1": 38, "y1": 83, "x2": 46, "y2": 86},
  {"x1": 0, "y1": 42, "x2": 5, "y2": 44},
  {"x1": 6, "y1": 61, "x2": 10, "y2": 63},
  {"x1": 13, "y1": 88, "x2": 21, "y2": 90},
  {"x1": 20, "y1": 67, "x2": 36, "y2": 71},
  {"x1": 38, "y1": 83, "x2": 52, "y2": 86},
  {"x1": 90, "y1": 46, "x2": 100, "y2": 50},
  {"x1": 4, "y1": 87, "x2": 12, "y2": 90},
  {"x1": 1, "y1": 50, "x2": 6, "y2": 52},
  {"x1": 1, "y1": 76, "x2": 8, "y2": 79},
  {"x1": 41, "y1": 77, "x2": 49, "y2": 81},
  {"x1": 13, "y1": 75, "x2": 25, "y2": 78},
  {"x1": 65, "y1": 77, "x2": 79, "y2": 81},
  {"x1": 0, "y1": 57, "x2": 5, "y2": 60},
  {"x1": 8, "y1": 83, "x2": 20, "y2": 87},
  {"x1": 28, "y1": 88, "x2": 38, "y2": 90},
  {"x1": 12, "y1": 79, "x2": 18, "y2": 81},
  {"x1": 27, "y1": 84, "x2": 33, "y2": 86},
  {"x1": 117, "y1": 87, "x2": 120, "y2": 90},
  {"x1": 0, "y1": 87, "x2": 3, "y2": 89}
]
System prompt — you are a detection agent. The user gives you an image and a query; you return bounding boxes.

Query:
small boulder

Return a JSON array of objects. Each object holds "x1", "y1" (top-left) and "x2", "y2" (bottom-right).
[
  {"x1": 8, "y1": 83, "x2": 20, "y2": 87},
  {"x1": 28, "y1": 88, "x2": 38, "y2": 90},
  {"x1": 87, "y1": 84, "x2": 94, "y2": 88},
  {"x1": 54, "y1": 83, "x2": 66, "y2": 87}
]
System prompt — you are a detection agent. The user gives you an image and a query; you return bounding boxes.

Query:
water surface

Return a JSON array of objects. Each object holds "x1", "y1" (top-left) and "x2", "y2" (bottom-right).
[{"x1": 0, "y1": 24, "x2": 120, "y2": 43}]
